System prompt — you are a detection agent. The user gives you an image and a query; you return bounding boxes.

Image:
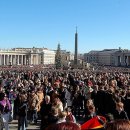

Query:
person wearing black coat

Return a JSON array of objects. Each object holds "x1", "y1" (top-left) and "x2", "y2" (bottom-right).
[
  {"x1": 113, "y1": 102, "x2": 129, "y2": 120},
  {"x1": 124, "y1": 91, "x2": 130, "y2": 119},
  {"x1": 96, "y1": 87, "x2": 107, "y2": 115},
  {"x1": 40, "y1": 95, "x2": 52, "y2": 130},
  {"x1": 17, "y1": 93, "x2": 28, "y2": 130}
]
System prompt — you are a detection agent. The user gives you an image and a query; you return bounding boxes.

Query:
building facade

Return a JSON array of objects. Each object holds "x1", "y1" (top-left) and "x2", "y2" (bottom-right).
[
  {"x1": 84, "y1": 48, "x2": 130, "y2": 67},
  {"x1": 59, "y1": 50, "x2": 74, "y2": 67},
  {"x1": 0, "y1": 47, "x2": 55, "y2": 65}
]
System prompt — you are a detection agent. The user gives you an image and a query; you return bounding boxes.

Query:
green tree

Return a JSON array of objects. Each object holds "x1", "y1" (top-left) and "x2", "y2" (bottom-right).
[{"x1": 55, "y1": 43, "x2": 62, "y2": 69}]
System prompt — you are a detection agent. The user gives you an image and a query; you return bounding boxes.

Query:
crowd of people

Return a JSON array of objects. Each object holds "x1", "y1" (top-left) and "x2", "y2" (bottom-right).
[{"x1": 0, "y1": 65, "x2": 130, "y2": 130}]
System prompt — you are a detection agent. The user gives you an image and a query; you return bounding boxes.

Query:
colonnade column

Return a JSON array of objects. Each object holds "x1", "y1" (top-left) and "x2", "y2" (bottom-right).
[
  {"x1": 24, "y1": 55, "x2": 26, "y2": 65},
  {"x1": 15, "y1": 55, "x2": 17, "y2": 65},
  {"x1": 18, "y1": 55, "x2": 20, "y2": 65},
  {"x1": 28, "y1": 55, "x2": 31, "y2": 65},
  {"x1": 0, "y1": 54, "x2": 31, "y2": 66},
  {"x1": 2, "y1": 55, "x2": 10, "y2": 65},
  {"x1": 36, "y1": 55, "x2": 39, "y2": 65},
  {"x1": 3, "y1": 55, "x2": 5, "y2": 65},
  {"x1": 12, "y1": 55, "x2": 13, "y2": 65},
  {"x1": 6, "y1": 55, "x2": 9, "y2": 65},
  {"x1": 7, "y1": 55, "x2": 9, "y2": 65},
  {"x1": 127, "y1": 56, "x2": 130, "y2": 66},
  {"x1": 30, "y1": 55, "x2": 33, "y2": 65},
  {"x1": 16, "y1": 55, "x2": 18, "y2": 65},
  {"x1": 21, "y1": 55, "x2": 23, "y2": 65},
  {"x1": 10, "y1": 55, "x2": 12, "y2": 65}
]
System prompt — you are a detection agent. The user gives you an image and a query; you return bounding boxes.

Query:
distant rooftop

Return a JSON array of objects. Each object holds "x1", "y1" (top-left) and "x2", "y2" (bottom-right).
[
  {"x1": 102, "y1": 49, "x2": 118, "y2": 51},
  {"x1": 87, "y1": 48, "x2": 130, "y2": 54}
]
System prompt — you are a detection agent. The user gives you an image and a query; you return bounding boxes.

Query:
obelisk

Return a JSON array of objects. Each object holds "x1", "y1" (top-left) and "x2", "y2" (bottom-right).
[{"x1": 74, "y1": 27, "x2": 78, "y2": 68}]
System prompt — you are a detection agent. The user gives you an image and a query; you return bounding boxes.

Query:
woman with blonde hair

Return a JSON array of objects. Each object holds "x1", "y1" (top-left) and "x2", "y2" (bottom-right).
[
  {"x1": 52, "y1": 97, "x2": 63, "y2": 113},
  {"x1": 57, "y1": 111, "x2": 67, "y2": 124}
]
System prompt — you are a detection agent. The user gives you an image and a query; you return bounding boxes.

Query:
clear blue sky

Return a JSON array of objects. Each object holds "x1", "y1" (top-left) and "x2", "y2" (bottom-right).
[{"x1": 0, "y1": 0, "x2": 130, "y2": 53}]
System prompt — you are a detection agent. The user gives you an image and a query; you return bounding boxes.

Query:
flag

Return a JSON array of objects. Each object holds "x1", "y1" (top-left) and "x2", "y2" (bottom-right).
[{"x1": 81, "y1": 116, "x2": 106, "y2": 130}]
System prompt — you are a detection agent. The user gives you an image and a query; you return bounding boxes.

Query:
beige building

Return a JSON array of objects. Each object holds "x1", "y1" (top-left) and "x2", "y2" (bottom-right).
[
  {"x1": 84, "y1": 48, "x2": 130, "y2": 66},
  {"x1": 114, "y1": 49, "x2": 130, "y2": 66},
  {"x1": 0, "y1": 47, "x2": 55, "y2": 65},
  {"x1": 60, "y1": 50, "x2": 74, "y2": 67}
]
